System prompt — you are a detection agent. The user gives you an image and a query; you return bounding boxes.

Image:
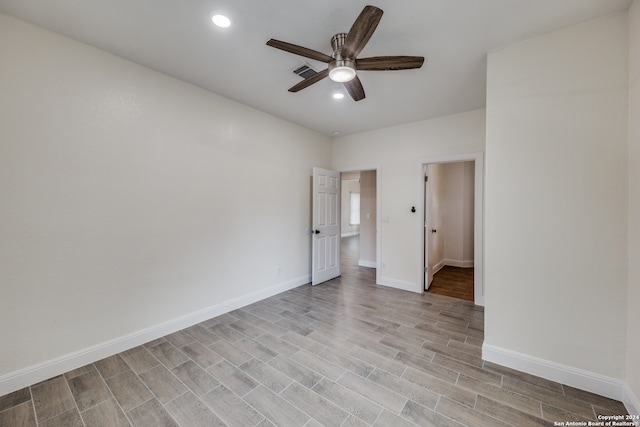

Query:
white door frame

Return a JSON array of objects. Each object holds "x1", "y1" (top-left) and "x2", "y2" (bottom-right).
[
  {"x1": 338, "y1": 165, "x2": 381, "y2": 285},
  {"x1": 417, "y1": 153, "x2": 484, "y2": 306}
]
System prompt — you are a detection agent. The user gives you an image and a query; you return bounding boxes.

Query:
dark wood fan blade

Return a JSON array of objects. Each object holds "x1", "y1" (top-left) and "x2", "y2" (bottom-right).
[
  {"x1": 344, "y1": 75, "x2": 365, "y2": 101},
  {"x1": 288, "y1": 69, "x2": 329, "y2": 92},
  {"x1": 342, "y1": 6, "x2": 383, "y2": 59},
  {"x1": 356, "y1": 56, "x2": 425, "y2": 71},
  {"x1": 267, "y1": 39, "x2": 334, "y2": 63}
]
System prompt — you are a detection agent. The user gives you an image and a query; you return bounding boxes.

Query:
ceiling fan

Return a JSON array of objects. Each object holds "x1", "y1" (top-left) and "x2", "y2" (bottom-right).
[{"x1": 266, "y1": 5, "x2": 424, "y2": 101}]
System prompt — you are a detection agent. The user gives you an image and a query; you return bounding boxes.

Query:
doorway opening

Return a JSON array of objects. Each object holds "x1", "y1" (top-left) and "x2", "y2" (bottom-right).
[
  {"x1": 419, "y1": 153, "x2": 484, "y2": 306},
  {"x1": 340, "y1": 170, "x2": 377, "y2": 283}
]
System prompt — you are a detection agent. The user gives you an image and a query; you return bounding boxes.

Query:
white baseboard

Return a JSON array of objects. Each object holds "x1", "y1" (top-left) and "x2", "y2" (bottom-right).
[
  {"x1": 341, "y1": 232, "x2": 359, "y2": 238},
  {"x1": 0, "y1": 275, "x2": 310, "y2": 396},
  {"x1": 482, "y1": 343, "x2": 625, "y2": 401},
  {"x1": 432, "y1": 260, "x2": 445, "y2": 274},
  {"x1": 358, "y1": 259, "x2": 376, "y2": 268},
  {"x1": 443, "y1": 258, "x2": 474, "y2": 268},
  {"x1": 623, "y1": 383, "x2": 640, "y2": 416},
  {"x1": 378, "y1": 277, "x2": 419, "y2": 293}
]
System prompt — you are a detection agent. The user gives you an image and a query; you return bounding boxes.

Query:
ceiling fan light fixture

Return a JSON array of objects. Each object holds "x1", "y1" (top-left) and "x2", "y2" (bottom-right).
[{"x1": 329, "y1": 59, "x2": 356, "y2": 82}]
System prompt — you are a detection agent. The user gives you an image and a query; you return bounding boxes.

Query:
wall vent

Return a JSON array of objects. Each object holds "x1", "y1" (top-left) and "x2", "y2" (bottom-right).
[{"x1": 292, "y1": 63, "x2": 318, "y2": 79}]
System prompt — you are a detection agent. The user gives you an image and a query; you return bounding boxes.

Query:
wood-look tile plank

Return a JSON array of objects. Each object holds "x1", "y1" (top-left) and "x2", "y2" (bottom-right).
[
  {"x1": 0, "y1": 401, "x2": 37, "y2": 427},
  {"x1": 171, "y1": 360, "x2": 220, "y2": 396},
  {"x1": 456, "y1": 374, "x2": 542, "y2": 416},
  {"x1": 120, "y1": 346, "x2": 160, "y2": 375},
  {"x1": 207, "y1": 360, "x2": 259, "y2": 397},
  {"x1": 337, "y1": 371, "x2": 408, "y2": 413},
  {"x1": 139, "y1": 365, "x2": 187, "y2": 404},
  {"x1": 348, "y1": 346, "x2": 407, "y2": 377},
  {"x1": 147, "y1": 342, "x2": 188, "y2": 369},
  {"x1": 312, "y1": 378, "x2": 383, "y2": 425},
  {"x1": 64, "y1": 364, "x2": 96, "y2": 380},
  {"x1": 31, "y1": 376, "x2": 76, "y2": 422},
  {"x1": 367, "y1": 368, "x2": 439, "y2": 409},
  {"x1": 401, "y1": 400, "x2": 466, "y2": 427},
  {"x1": 267, "y1": 354, "x2": 323, "y2": 389},
  {"x1": 183, "y1": 325, "x2": 221, "y2": 346},
  {"x1": 502, "y1": 375, "x2": 595, "y2": 419},
  {"x1": 207, "y1": 324, "x2": 246, "y2": 342},
  {"x1": 180, "y1": 341, "x2": 223, "y2": 369},
  {"x1": 39, "y1": 408, "x2": 83, "y2": 427},
  {"x1": 290, "y1": 349, "x2": 345, "y2": 381},
  {"x1": 0, "y1": 387, "x2": 30, "y2": 412},
  {"x1": 280, "y1": 382, "x2": 349, "y2": 426},
  {"x1": 230, "y1": 337, "x2": 278, "y2": 362},
  {"x1": 317, "y1": 346, "x2": 374, "y2": 378},
  {"x1": 280, "y1": 331, "x2": 325, "y2": 354},
  {"x1": 164, "y1": 331, "x2": 195, "y2": 348},
  {"x1": 394, "y1": 351, "x2": 460, "y2": 383},
  {"x1": 126, "y1": 398, "x2": 178, "y2": 427},
  {"x1": 374, "y1": 409, "x2": 421, "y2": 427},
  {"x1": 80, "y1": 398, "x2": 131, "y2": 427},
  {"x1": 105, "y1": 370, "x2": 153, "y2": 411},
  {"x1": 541, "y1": 402, "x2": 592, "y2": 424},
  {"x1": 238, "y1": 358, "x2": 293, "y2": 393},
  {"x1": 94, "y1": 355, "x2": 130, "y2": 379},
  {"x1": 201, "y1": 385, "x2": 265, "y2": 427},
  {"x1": 67, "y1": 370, "x2": 112, "y2": 412},
  {"x1": 164, "y1": 391, "x2": 225, "y2": 427},
  {"x1": 475, "y1": 395, "x2": 549, "y2": 427},
  {"x1": 432, "y1": 354, "x2": 502, "y2": 387},
  {"x1": 436, "y1": 396, "x2": 512, "y2": 427},
  {"x1": 402, "y1": 368, "x2": 477, "y2": 408},
  {"x1": 208, "y1": 339, "x2": 252, "y2": 366},
  {"x1": 244, "y1": 385, "x2": 310, "y2": 426}
]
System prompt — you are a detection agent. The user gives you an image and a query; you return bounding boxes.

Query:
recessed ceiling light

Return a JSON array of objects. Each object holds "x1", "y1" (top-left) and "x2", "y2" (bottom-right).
[
  {"x1": 332, "y1": 131, "x2": 341, "y2": 136},
  {"x1": 332, "y1": 93, "x2": 345, "y2": 100},
  {"x1": 212, "y1": 14, "x2": 231, "y2": 28}
]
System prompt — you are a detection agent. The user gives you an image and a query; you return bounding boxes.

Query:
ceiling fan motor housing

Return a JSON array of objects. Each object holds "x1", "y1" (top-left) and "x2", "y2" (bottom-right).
[{"x1": 331, "y1": 33, "x2": 348, "y2": 58}]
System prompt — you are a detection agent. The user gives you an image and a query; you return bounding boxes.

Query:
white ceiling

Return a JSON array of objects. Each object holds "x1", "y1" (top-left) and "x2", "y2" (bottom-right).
[{"x1": 0, "y1": 0, "x2": 632, "y2": 136}]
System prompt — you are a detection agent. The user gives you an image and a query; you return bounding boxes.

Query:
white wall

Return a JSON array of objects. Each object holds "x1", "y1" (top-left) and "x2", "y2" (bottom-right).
[
  {"x1": 341, "y1": 177, "x2": 360, "y2": 237},
  {"x1": 484, "y1": 12, "x2": 629, "y2": 398},
  {"x1": 332, "y1": 110, "x2": 486, "y2": 292},
  {"x1": 626, "y1": 0, "x2": 640, "y2": 415},
  {"x1": 0, "y1": 13, "x2": 331, "y2": 393},
  {"x1": 442, "y1": 162, "x2": 474, "y2": 267}
]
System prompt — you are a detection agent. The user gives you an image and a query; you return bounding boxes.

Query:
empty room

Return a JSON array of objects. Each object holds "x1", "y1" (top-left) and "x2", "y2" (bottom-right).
[{"x1": 1, "y1": 0, "x2": 639, "y2": 426}]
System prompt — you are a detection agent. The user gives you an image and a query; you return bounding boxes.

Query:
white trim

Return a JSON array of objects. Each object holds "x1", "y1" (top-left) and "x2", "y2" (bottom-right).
[
  {"x1": 417, "y1": 152, "x2": 484, "y2": 305},
  {"x1": 378, "y1": 277, "x2": 418, "y2": 293},
  {"x1": 624, "y1": 383, "x2": 640, "y2": 417},
  {"x1": 341, "y1": 231, "x2": 359, "y2": 238},
  {"x1": 358, "y1": 259, "x2": 376, "y2": 268},
  {"x1": 0, "y1": 274, "x2": 310, "y2": 396},
  {"x1": 432, "y1": 259, "x2": 446, "y2": 275},
  {"x1": 442, "y1": 258, "x2": 475, "y2": 268},
  {"x1": 482, "y1": 343, "x2": 625, "y2": 401}
]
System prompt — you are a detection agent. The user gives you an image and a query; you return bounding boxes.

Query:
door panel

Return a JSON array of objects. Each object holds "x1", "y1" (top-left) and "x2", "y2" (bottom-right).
[{"x1": 312, "y1": 167, "x2": 340, "y2": 285}]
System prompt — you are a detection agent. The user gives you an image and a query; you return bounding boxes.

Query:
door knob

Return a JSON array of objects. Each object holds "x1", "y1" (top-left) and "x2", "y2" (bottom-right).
[
  {"x1": 314, "y1": 230, "x2": 320, "y2": 234},
  {"x1": 431, "y1": 229, "x2": 437, "y2": 233}
]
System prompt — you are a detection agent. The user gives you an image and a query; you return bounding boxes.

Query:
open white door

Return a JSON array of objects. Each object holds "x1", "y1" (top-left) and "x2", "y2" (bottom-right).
[
  {"x1": 424, "y1": 167, "x2": 433, "y2": 289},
  {"x1": 312, "y1": 167, "x2": 341, "y2": 285}
]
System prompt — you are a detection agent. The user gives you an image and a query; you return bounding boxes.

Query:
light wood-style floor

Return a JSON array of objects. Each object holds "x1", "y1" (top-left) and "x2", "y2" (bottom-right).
[{"x1": 0, "y1": 236, "x2": 627, "y2": 426}]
